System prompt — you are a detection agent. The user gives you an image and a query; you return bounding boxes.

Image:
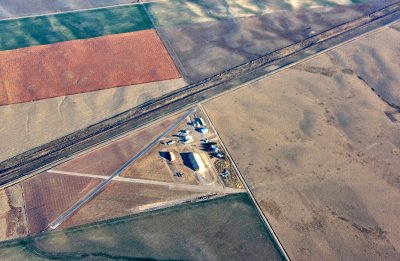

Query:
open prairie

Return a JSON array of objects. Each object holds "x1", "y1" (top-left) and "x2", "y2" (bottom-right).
[
  {"x1": 158, "y1": 0, "x2": 396, "y2": 82},
  {"x1": 204, "y1": 23, "x2": 400, "y2": 260}
]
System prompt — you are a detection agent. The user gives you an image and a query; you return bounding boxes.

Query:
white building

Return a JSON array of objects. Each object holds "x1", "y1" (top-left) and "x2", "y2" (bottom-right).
[
  {"x1": 199, "y1": 127, "x2": 209, "y2": 134},
  {"x1": 188, "y1": 152, "x2": 206, "y2": 173}
]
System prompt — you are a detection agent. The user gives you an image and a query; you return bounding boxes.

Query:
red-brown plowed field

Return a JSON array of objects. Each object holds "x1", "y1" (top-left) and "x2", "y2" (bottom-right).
[
  {"x1": 0, "y1": 29, "x2": 180, "y2": 105},
  {"x1": 61, "y1": 181, "x2": 200, "y2": 228},
  {"x1": 22, "y1": 172, "x2": 101, "y2": 234},
  {"x1": 54, "y1": 113, "x2": 183, "y2": 176}
]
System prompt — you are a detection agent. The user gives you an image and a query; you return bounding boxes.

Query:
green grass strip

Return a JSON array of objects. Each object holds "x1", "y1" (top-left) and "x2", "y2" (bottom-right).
[{"x1": 0, "y1": 5, "x2": 153, "y2": 51}]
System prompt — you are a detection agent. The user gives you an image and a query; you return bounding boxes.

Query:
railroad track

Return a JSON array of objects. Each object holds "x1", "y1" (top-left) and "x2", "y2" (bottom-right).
[{"x1": 1, "y1": 2, "x2": 400, "y2": 188}]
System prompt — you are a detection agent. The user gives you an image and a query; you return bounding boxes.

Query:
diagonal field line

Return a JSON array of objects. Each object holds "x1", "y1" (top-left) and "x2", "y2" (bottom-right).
[{"x1": 47, "y1": 108, "x2": 195, "y2": 230}]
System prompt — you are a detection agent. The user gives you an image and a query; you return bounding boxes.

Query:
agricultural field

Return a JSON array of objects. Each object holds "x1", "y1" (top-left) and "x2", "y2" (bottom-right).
[
  {"x1": 0, "y1": 30, "x2": 180, "y2": 105},
  {"x1": 203, "y1": 22, "x2": 400, "y2": 260},
  {"x1": 0, "y1": 194, "x2": 283, "y2": 261},
  {"x1": 0, "y1": 0, "x2": 139, "y2": 19},
  {"x1": 0, "y1": 4, "x2": 151, "y2": 51},
  {"x1": 22, "y1": 172, "x2": 101, "y2": 234},
  {"x1": 60, "y1": 181, "x2": 203, "y2": 229}
]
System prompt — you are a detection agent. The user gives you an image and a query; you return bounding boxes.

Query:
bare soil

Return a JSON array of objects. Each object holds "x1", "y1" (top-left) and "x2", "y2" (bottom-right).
[{"x1": 0, "y1": 29, "x2": 180, "y2": 105}]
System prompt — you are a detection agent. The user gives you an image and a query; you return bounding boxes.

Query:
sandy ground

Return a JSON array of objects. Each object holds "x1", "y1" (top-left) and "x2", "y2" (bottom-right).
[
  {"x1": 0, "y1": 0, "x2": 139, "y2": 19},
  {"x1": 204, "y1": 24, "x2": 400, "y2": 260},
  {"x1": 0, "y1": 184, "x2": 28, "y2": 242},
  {"x1": 0, "y1": 77, "x2": 186, "y2": 162},
  {"x1": 0, "y1": 30, "x2": 180, "y2": 105},
  {"x1": 158, "y1": 0, "x2": 397, "y2": 83}
]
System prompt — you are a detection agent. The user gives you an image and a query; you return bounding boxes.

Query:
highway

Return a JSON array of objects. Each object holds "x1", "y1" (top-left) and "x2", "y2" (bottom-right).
[
  {"x1": 1, "y1": 3, "x2": 400, "y2": 188},
  {"x1": 47, "y1": 108, "x2": 195, "y2": 230}
]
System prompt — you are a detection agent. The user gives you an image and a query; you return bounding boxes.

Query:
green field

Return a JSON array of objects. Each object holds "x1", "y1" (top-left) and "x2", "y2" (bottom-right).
[
  {"x1": 0, "y1": 194, "x2": 283, "y2": 260},
  {"x1": 0, "y1": 5, "x2": 152, "y2": 51}
]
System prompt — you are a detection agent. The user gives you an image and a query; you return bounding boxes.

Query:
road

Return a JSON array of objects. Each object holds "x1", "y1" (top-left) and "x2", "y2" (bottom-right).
[
  {"x1": 47, "y1": 108, "x2": 195, "y2": 230},
  {"x1": 1, "y1": 3, "x2": 400, "y2": 188}
]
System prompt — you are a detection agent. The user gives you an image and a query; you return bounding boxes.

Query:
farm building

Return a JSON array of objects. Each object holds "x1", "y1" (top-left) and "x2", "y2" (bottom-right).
[{"x1": 188, "y1": 152, "x2": 206, "y2": 173}]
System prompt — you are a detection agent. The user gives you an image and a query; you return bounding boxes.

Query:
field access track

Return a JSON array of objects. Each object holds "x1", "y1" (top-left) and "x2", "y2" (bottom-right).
[{"x1": 0, "y1": 29, "x2": 180, "y2": 105}]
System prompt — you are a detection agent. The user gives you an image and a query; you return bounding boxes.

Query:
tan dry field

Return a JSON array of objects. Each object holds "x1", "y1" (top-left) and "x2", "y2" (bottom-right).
[
  {"x1": 0, "y1": 29, "x2": 180, "y2": 105},
  {"x1": 0, "y1": 78, "x2": 186, "y2": 163},
  {"x1": 60, "y1": 181, "x2": 202, "y2": 229},
  {"x1": 204, "y1": 24, "x2": 400, "y2": 260},
  {"x1": 0, "y1": 184, "x2": 28, "y2": 242},
  {"x1": 120, "y1": 147, "x2": 173, "y2": 182},
  {"x1": 22, "y1": 172, "x2": 101, "y2": 234},
  {"x1": 54, "y1": 112, "x2": 184, "y2": 176}
]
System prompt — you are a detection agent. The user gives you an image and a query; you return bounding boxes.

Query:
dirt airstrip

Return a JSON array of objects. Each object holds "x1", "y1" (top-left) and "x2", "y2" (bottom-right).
[
  {"x1": 0, "y1": 29, "x2": 180, "y2": 105},
  {"x1": 204, "y1": 23, "x2": 400, "y2": 260}
]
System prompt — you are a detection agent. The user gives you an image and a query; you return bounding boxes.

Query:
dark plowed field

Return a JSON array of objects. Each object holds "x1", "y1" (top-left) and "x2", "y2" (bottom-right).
[{"x1": 0, "y1": 30, "x2": 180, "y2": 105}]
